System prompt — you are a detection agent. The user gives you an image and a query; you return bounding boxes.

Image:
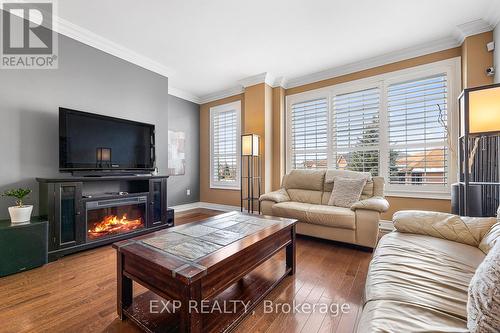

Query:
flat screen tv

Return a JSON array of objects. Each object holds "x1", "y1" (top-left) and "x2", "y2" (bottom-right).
[{"x1": 59, "y1": 108, "x2": 155, "y2": 173}]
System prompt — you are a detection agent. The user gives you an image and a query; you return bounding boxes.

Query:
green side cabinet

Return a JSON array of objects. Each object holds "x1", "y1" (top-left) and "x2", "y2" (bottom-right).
[{"x1": 0, "y1": 218, "x2": 48, "y2": 277}]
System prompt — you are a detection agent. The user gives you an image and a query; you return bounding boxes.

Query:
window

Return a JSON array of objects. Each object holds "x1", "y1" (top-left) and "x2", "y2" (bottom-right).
[
  {"x1": 333, "y1": 87, "x2": 380, "y2": 175},
  {"x1": 210, "y1": 101, "x2": 241, "y2": 189},
  {"x1": 289, "y1": 98, "x2": 328, "y2": 169},
  {"x1": 286, "y1": 58, "x2": 460, "y2": 198},
  {"x1": 388, "y1": 74, "x2": 448, "y2": 187}
]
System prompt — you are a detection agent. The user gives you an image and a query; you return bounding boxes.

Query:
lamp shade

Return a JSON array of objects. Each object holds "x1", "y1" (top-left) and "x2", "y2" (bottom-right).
[
  {"x1": 241, "y1": 134, "x2": 259, "y2": 156},
  {"x1": 467, "y1": 86, "x2": 500, "y2": 135}
]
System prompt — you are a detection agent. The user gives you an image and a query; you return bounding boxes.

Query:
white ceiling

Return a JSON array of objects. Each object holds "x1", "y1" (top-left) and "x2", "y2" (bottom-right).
[{"x1": 57, "y1": 0, "x2": 500, "y2": 103}]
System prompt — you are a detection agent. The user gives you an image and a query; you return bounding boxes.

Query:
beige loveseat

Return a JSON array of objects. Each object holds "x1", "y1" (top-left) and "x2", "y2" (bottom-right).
[
  {"x1": 259, "y1": 169, "x2": 389, "y2": 248},
  {"x1": 356, "y1": 209, "x2": 500, "y2": 332}
]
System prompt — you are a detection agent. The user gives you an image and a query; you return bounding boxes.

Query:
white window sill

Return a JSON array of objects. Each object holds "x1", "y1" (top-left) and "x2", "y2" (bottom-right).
[
  {"x1": 209, "y1": 185, "x2": 241, "y2": 191},
  {"x1": 385, "y1": 190, "x2": 451, "y2": 200}
]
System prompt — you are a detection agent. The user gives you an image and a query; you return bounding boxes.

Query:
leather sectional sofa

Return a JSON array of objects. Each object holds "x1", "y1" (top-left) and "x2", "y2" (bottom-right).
[{"x1": 356, "y1": 209, "x2": 500, "y2": 332}]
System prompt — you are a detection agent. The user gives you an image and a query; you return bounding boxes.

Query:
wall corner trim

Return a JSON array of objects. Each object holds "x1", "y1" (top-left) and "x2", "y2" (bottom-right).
[{"x1": 455, "y1": 19, "x2": 494, "y2": 44}]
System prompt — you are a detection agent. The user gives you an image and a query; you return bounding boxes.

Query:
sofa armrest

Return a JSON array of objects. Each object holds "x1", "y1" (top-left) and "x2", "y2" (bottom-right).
[
  {"x1": 350, "y1": 196, "x2": 389, "y2": 213},
  {"x1": 393, "y1": 210, "x2": 497, "y2": 247},
  {"x1": 259, "y1": 188, "x2": 290, "y2": 203}
]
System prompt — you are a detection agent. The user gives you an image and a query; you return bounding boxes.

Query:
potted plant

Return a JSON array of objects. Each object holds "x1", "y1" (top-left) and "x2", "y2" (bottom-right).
[{"x1": 2, "y1": 188, "x2": 33, "y2": 224}]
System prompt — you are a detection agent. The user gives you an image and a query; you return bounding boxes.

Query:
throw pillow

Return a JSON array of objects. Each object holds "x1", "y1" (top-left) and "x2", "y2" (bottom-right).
[
  {"x1": 467, "y1": 241, "x2": 500, "y2": 332},
  {"x1": 328, "y1": 177, "x2": 367, "y2": 208}
]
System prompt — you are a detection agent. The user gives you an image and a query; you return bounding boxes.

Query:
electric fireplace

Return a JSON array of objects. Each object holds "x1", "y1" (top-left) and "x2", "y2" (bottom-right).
[{"x1": 86, "y1": 196, "x2": 147, "y2": 242}]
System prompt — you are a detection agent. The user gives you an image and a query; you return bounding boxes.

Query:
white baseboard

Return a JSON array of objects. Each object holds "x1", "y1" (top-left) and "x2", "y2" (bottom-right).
[
  {"x1": 198, "y1": 202, "x2": 241, "y2": 212},
  {"x1": 169, "y1": 202, "x2": 202, "y2": 212},
  {"x1": 172, "y1": 201, "x2": 394, "y2": 232}
]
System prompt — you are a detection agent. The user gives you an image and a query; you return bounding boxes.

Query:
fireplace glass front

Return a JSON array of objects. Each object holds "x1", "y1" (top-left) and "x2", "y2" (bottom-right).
[{"x1": 86, "y1": 196, "x2": 147, "y2": 241}]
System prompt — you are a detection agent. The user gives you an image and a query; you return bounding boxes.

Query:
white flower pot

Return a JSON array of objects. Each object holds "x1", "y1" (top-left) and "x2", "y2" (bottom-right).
[{"x1": 8, "y1": 205, "x2": 33, "y2": 224}]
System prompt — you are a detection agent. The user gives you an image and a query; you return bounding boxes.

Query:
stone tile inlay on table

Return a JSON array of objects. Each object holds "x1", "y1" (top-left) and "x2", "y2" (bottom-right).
[
  {"x1": 164, "y1": 238, "x2": 222, "y2": 261},
  {"x1": 199, "y1": 229, "x2": 245, "y2": 246},
  {"x1": 175, "y1": 224, "x2": 219, "y2": 237},
  {"x1": 141, "y1": 232, "x2": 191, "y2": 251},
  {"x1": 139, "y1": 216, "x2": 279, "y2": 262},
  {"x1": 224, "y1": 222, "x2": 268, "y2": 236}
]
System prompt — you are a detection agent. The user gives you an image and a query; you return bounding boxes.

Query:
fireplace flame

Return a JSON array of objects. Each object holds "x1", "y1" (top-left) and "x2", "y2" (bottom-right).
[{"x1": 88, "y1": 214, "x2": 143, "y2": 239}]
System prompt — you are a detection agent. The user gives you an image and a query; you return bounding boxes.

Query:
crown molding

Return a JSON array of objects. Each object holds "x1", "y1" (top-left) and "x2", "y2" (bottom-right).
[
  {"x1": 199, "y1": 72, "x2": 287, "y2": 104},
  {"x1": 198, "y1": 86, "x2": 245, "y2": 104},
  {"x1": 52, "y1": 16, "x2": 174, "y2": 79},
  {"x1": 238, "y1": 72, "x2": 268, "y2": 87},
  {"x1": 455, "y1": 19, "x2": 493, "y2": 44},
  {"x1": 284, "y1": 36, "x2": 460, "y2": 89},
  {"x1": 236, "y1": 72, "x2": 286, "y2": 88},
  {"x1": 168, "y1": 87, "x2": 202, "y2": 104},
  {"x1": 271, "y1": 76, "x2": 287, "y2": 88}
]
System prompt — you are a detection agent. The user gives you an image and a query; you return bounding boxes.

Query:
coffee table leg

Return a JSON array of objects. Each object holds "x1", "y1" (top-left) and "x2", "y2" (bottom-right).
[
  {"x1": 117, "y1": 253, "x2": 132, "y2": 320},
  {"x1": 286, "y1": 224, "x2": 296, "y2": 276},
  {"x1": 179, "y1": 281, "x2": 202, "y2": 333}
]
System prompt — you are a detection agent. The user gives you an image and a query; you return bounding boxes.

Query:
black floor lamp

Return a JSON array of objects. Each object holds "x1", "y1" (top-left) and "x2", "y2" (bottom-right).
[
  {"x1": 455, "y1": 83, "x2": 500, "y2": 217},
  {"x1": 240, "y1": 134, "x2": 261, "y2": 214}
]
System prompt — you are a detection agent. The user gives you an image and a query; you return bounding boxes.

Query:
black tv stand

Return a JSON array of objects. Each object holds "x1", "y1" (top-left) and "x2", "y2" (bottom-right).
[
  {"x1": 36, "y1": 175, "x2": 173, "y2": 261},
  {"x1": 71, "y1": 171, "x2": 154, "y2": 177}
]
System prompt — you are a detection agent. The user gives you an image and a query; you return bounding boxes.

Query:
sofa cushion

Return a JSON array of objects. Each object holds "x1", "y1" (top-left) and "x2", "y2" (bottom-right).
[
  {"x1": 287, "y1": 189, "x2": 322, "y2": 205},
  {"x1": 324, "y1": 169, "x2": 372, "y2": 183},
  {"x1": 271, "y1": 202, "x2": 356, "y2": 230},
  {"x1": 357, "y1": 300, "x2": 468, "y2": 333},
  {"x1": 306, "y1": 205, "x2": 356, "y2": 229},
  {"x1": 328, "y1": 177, "x2": 367, "y2": 208},
  {"x1": 467, "y1": 241, "x2": 500, "y2": 332},
  {"x1": 365, "y1": 232, "x2": 485, "y2": 320},
  {"x1": 271, "y1": 202, "x2": 313, "y2": 222},
  {"x1": 323, "y1": 179, "x2": 375, "y2": 201},
  {"x1": 283, "y1": 169, "x2": 325, "y2": 191}
]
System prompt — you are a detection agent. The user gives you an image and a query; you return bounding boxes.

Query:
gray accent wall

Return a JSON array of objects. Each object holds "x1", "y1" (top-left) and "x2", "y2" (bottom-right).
[
  {"x1": 0, "y1": 33, "x2": 199, "y2": 219},
  {"x1": 495, "y1": 24, "x2": 499, "y2": 83},
  {"x1": 167, "y1": 95, "x2": 200, "y2": 206}
]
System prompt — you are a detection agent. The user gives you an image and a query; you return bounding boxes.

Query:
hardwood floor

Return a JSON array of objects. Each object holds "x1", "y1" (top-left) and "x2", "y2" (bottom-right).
[{"x1": 0, "y1": 209, "x2": 372, "y2": 333}]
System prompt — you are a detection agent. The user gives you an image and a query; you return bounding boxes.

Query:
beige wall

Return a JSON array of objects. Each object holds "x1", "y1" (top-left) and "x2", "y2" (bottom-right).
[
  {"x1": 381, "y1": 197, "x2": 451, "y2": 221},
  {"x1": 199, "y1": 94, "x2": 244, "y2": 206},
  {"x1": 199, "y1": 32, "x2": 494, "y2": 219},
  {"x1": 461, "y1": 31, "x2": 494, "y2": 88},
  {"x1": 272, "y1": 87, "x2": 286, "y2": 191},
  {"x1": 495, "y1": 24, "x2": 500, "y2": 83},
  {"x1": 243, "y1": 83, "x2": 273, "y2": 195}
]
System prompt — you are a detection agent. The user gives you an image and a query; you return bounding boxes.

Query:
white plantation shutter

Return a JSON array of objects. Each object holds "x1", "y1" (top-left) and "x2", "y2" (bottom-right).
[
  {"x1": 333, "y1": 87, "x2": 380, "y2": 175},
  {"x1": 290, "y1": 98, "x2": 328, "y2": 169},
  {"x1": 210, "y1": 101, "x2": 241, "y2": 189},
  {"x1": 388, "y1": 74, "x2": 448, "y2": 186}
]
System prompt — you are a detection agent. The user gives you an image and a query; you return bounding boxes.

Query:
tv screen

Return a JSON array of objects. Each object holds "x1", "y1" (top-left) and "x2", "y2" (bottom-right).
[{"x1": 59, "y1": 108, "x2": 155, "y2": 172}]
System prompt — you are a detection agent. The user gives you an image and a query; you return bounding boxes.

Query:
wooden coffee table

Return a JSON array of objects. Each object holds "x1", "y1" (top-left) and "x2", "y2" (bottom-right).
[{"x1": 113, "y1": 211, "x2": 297, "y2": 333}]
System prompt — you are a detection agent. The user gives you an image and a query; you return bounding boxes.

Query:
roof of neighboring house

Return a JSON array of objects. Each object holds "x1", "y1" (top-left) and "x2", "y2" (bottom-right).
[
  {"x1": 303, "y1": 159, "x2": 328, "y2": 168},
  {"x1": 397, "y1": 148, "x2": 446, "y2": 171}
]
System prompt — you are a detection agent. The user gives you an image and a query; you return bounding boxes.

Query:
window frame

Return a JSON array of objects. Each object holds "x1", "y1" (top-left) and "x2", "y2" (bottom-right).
[
  {"x1": 285, "y1": 58, "x2": 461, "y2": 199},
  {"x1": 209, "y1": 100, "x2": 242, "y2": 190},
  {"x1": 286, "y1": 90, "x2": 330, "y2": 170}
]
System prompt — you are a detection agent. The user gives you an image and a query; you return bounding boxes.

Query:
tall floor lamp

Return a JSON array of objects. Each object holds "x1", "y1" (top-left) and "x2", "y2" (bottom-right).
[
  {"x1": 456, "y1": 83, "x2": 500, "y2": 216},
  {"x1": 240, "y1": 134, "x2": 261, "y2": 214}
]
